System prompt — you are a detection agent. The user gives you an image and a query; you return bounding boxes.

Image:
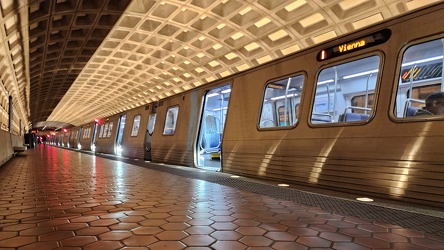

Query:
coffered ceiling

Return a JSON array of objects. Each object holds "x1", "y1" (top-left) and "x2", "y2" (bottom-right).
[{"x1": 0, "y1": 0, "x2": 440, "y2": 131}]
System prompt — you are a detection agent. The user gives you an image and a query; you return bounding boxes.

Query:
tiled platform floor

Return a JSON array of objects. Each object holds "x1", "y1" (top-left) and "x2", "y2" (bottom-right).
[{"x1": 0, "y1": 146, "x2": 443, "y2": 249}]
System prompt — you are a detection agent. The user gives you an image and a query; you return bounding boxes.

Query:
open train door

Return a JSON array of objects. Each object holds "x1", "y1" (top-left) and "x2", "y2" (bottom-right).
[
  {"x1": 144, "y1": 103, "x2": 157, "y2": 161},
  {"x1": 196, "y1": 84, "x2": 231, "y2": 171}
]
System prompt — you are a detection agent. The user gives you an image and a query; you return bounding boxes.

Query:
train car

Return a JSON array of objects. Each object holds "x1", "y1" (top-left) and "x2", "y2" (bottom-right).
[
  {"x1": 149, "y1": 3, "x2": 444, "y2": 207},
  {"x1": 60, "y1": 3, "x2": 443, "y2": 207}
]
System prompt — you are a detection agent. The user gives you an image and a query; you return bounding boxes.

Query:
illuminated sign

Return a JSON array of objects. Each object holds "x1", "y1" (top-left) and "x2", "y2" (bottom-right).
[
  {"x1": 338, "y1": 40, "x2": 366, "y2": 53},
  {"x1": 317, "y1": 29, "x2": 391, "y2": 61}
]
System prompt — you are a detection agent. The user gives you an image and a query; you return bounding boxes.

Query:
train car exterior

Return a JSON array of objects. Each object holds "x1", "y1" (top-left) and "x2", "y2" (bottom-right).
[
  {"x1": 149, "y1": 4, "x2": 444, "y2": 207},
  {"x1": 56, "y1": 4, "x2": 444, "y2": 207},
  {"x1": 221, "y1": 4, "x2": 444, "y2": 207}
]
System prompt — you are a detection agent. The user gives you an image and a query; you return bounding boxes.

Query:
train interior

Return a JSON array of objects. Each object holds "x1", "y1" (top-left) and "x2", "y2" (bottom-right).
[{"x1": 196, "y1": 84, "x2": 231, "y2": 171}]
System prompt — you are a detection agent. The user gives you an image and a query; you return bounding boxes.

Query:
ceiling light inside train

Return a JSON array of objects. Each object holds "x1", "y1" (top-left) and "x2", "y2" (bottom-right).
[
  {"x1": 318, "y1": 79, "x2": 334, "y2": 85},
  {"x1": 212, "y1": 107, "x2": 228, "y2": 111},
  {"x1": 271, "y1": 93, "x2": 298, "y2": 101},
  {"x1": 207, "y1": 93, "x2": 219, "y2": 97},
  {"x1": 221, "y1": 89, "x2": 231, "y2": 94},
  {"x1": 402, "y1": 55, "x2": 443, "y2": 67}
]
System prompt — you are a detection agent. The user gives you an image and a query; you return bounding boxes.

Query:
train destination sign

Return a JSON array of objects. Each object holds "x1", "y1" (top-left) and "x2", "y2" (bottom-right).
[{"x1": 317, "y1": 29, "x2": 391, "y2": 61}]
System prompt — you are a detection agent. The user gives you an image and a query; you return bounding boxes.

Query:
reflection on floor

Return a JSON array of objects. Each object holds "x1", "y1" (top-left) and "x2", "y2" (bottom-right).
[{"x1": 0, "y1": 145, "x2": 443, "y2": 249}]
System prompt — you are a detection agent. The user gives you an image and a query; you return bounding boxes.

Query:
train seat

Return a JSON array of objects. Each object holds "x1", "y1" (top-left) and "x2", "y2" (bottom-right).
[
  {"x1": 204, "y1": 132, "x2": 221, "y2": 153},
  {"x1": 343, "y1": 113, "x2": 370, "y2": 122},
  {"x1": 405, "y1": 106, "x2": 419, "y2": 117}
]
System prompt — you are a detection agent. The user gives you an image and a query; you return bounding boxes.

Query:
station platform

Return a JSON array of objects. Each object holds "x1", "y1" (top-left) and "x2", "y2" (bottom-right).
[{"x1": 0, "y1": 145, "x2": 443, "y2": 249}]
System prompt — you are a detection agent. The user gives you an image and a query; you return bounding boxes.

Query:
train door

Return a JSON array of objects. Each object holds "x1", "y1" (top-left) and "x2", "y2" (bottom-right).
[
  {"x1": 196, "y1": 84, "x2": 231, "y2": 171},
  {"x1": 144, "y1": 104, "x2": 157, "y2": 160},
  {"x1": 77, "y1": 127, "x2": 83, "y2": 149},
  {"x1": 115, "y1": 114, "x2": 126, "y2": 155},
  {"x1": 91, "y1": 123, "x2": 98, "y2": 151}
]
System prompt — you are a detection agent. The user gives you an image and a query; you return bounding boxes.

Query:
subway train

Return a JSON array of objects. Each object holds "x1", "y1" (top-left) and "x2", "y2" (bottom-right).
[{"x1": 49, "y1": 3, "x2": 444, "y2": 208}]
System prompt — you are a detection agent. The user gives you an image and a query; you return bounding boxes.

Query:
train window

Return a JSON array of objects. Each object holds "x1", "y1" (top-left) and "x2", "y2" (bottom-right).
[
  {"x1": 163, "y1": 106, "x2": 179, "y2": 135},
  {"x1": 107, "y1": 122, "x2": 113, "y2": 138},
  {"x1": 131, "y1": 115, "x2": 141, "y2": 137},
  {"x1": 311, "y1": 55, "x2": 380, "y2": 124},
  {"x1": 394, "y1": 38, "x2": 444, "y2": 118},
  {"x1": 103, "y1": 123, "x2": 109, "y2": 138},
  {"x1": 259, "y1": 74, "x2": 305, "y2": 128}
]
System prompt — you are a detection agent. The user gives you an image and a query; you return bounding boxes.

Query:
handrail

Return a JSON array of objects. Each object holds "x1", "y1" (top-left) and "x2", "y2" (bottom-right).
[
  {"x1": 341, "y1": 106, "x2": 372, "y2": 121},
  {"x1": 403, "y1": 98, "x2": 425, "y2": 117},
  {"x1": 312, "y1": 112, "x2": 332, "y2": 122},
  {"x1": 344, "y1": 106, "x2": 372, "y2": 112}
]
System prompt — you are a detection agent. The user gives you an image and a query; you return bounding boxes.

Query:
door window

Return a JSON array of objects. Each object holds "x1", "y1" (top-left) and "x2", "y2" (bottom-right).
[{"x1": 163, "y1": 106, "x2": 179, "y2": 135}]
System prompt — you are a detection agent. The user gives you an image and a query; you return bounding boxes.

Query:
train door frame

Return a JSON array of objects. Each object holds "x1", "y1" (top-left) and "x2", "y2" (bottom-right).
[
  {"x1": 143, "y1": 103, "x2": 157, "y2": 160},
  {"x1": 195, "y1": 84, "x2": 231, "y2": 171},
  {"x1": 91, "y1": 122, "x2": 98, "y2": 151},
  {"x1": 115, "y1": 114, "x2": 127, "y2": 155}
]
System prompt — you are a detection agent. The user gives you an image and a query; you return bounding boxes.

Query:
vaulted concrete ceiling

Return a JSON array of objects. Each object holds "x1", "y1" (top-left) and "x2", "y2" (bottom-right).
[{"x1": 0, "y1": 0, "x2": 441, "y2": 131}]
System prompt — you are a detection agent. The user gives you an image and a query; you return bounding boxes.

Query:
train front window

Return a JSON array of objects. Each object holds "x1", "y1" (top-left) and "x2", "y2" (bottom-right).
[
  {"x1": 259, "y1": 74, "x2": 305, "y2": 129},
  {"x1": 311, "y1": 55, "x2": 381, "y2": 124},
  {"x1": 394, "y1": 38, "x2": 444, "y2": 118}
]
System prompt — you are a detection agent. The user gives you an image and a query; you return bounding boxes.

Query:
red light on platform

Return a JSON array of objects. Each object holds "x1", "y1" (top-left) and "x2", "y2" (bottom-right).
[
  {"x1": 94, "y1": 118, "x2": 100, "y2": 124},
  {"x1": 63, "y1": 129, "x2": 68, "y2": 133}
]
